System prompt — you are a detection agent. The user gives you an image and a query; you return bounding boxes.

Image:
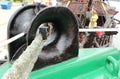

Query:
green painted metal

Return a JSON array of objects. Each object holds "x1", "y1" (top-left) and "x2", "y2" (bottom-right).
[
  {"x1": 0, "y1": 47, "x2": 120, "y2": 79},
  {"x1": 0, "y1": 63, "x2": 11, "y2": 78},
  {"x1": 29, "y1": 47, "x2": 120, "y2": 79}
]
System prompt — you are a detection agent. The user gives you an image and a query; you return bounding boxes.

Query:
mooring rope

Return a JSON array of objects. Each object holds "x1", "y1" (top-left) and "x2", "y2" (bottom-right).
[{"x1": 2, "y1": 34, "x2": 45, "y2": 79}]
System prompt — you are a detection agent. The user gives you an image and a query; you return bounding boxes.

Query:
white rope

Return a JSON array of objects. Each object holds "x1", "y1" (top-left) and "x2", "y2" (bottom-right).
[
  {"x1": 79, "y1": 28, "x2": 120, "y2": 32},
  {"x1": 0, "y1": 33, "x2": 25, "y2": 48},
  {"x1": 2, "y1": 34, "x2": 45, "y2": 79}
]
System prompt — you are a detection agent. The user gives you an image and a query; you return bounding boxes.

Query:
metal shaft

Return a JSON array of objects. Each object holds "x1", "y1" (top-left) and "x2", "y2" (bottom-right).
[{"x1": 0, "y1": 33, "x2": 25, "y2": 48}]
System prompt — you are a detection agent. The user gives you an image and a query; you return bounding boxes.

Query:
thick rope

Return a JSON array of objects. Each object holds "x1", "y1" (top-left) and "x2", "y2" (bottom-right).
[{"x1": 2, "y1": 34, "x2": 45, "y2": 79}]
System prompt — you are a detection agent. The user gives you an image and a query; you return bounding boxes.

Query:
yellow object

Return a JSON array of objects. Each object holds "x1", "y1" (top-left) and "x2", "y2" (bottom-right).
[{"x1": 89, "y1": 8, "x2": 98, "y2": 28}]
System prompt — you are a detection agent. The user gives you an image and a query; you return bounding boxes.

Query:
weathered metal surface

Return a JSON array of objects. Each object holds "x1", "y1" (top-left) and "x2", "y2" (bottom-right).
[
  {"x1": 93, "y1": 1, "x2": 118, "y2": 16},
  {"x1": 63, "y1": 0, "x2": 118, "y2": 15}
]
